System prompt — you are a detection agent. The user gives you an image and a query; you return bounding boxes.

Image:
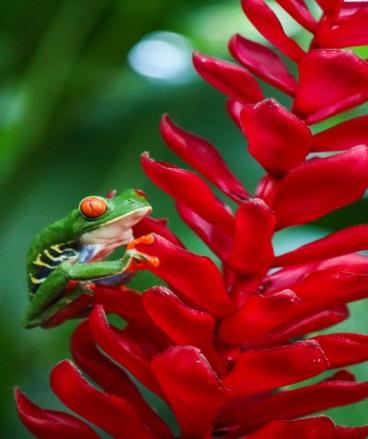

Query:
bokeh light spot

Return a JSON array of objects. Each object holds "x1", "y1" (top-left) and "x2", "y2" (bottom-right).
[{"x1": 128, "y1": 31, "x2": 193, "y2": 83}]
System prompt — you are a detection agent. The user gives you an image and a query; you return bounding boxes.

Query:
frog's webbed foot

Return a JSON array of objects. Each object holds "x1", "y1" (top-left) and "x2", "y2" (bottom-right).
[
  {"x1": 23, "y1": 283, "x2": 93, "y2": 329},
  {"x1": 125, "y1": 234, "x2": 159, "y2": 270}
]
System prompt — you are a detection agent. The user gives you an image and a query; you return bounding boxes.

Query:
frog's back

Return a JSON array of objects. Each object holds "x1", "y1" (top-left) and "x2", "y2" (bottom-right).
[{"x1": 27, "y1": 216, "x2": 80, "y2": 296}]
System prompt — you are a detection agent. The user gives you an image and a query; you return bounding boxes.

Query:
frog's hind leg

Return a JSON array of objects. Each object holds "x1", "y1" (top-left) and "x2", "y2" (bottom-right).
[
  {"x1": 23, "y1": 258, "x2": 131, "y2": 328},
  {"x1": 25, "y1": 285, "x2": 92, "y2": 329},
  {"x1": 23, "y1": 264, "x2": 77, "y2": 328}
]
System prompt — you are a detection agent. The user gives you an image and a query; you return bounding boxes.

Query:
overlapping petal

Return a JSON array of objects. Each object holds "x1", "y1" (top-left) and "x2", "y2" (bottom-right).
[
  {"x1": 141, "y1": 152, "x2": 234, "y2": 231},
  {"x1": 133, "y1": 233, "x2": 235, "y2": 317},
  {"x1": 219, "y1": 289, "x2": 302, "y2": 345},
  {"x1": 50, "y1": 360, "x2": 153, "y2": 439},
  {"x1": 176, "y1": 202, "x2": 232, "y2": 262},
  {"x1": 89, "y1": 305, "x2": 161, "y2": 393},
  {"x1": 192, "y1": 52, "x2": 264, "y2": 104},
  {"x1": 272, "y1": 146, "x2": 368, "y2": 228},
  {"x1": 252, "y1": 306, "x2": 349, "y2": 348},
  {"x1": 289, "y1": 266, "x2": 368, "y2": 310},
  {"x1": 229, "y1": 35, "x2": 297, "y2": 95},
  {"x1": 15, "y1": 389, "x2": 100, "y2": 439},
  {"x1": 228, "y1": 198, "x2": 275, "y2": 275},
  {"x1": 265, "y1": 254, "x2": 368, "y2": 293},
  {"x1": 94, "y1": 285, "x2": 154, "y2": 327},
  {"x1": 226, "y1": 99, "x2": 245, "y2": 129},
  {"x1": 241, "y1": 0, "x2": 305, "y2": 61},
  {"x1": 71, "y1": 321, "x2": 172, "y2": 438},
  {"x1": 315, "y1": 0, "x2": 342, "y2": 16},
  {"x1": 160, "y1": 114, "x2": 248, "y2": 201},
  {"x1": 151, "y1": 346, "x2": 229, "y2": 438},
  {"x1": 218, "y1": 371, "x2": 368, "y2": 434},
  {"x1": 255, "y1": 174, "x2": 280, "y2": 205},
  {"x1": 315, "y1": 7, "x2": 368, "y2": 48},
  {"x1": 222, "y1": 340, "x2": 327, "y2": 396},
  {"x1": 276, "y1": 0, "x2": 317, "y2": 31},
  {"x1": 240, "y1": 99, "x2": 311, "y2": 176},
  {"x1": 246, "y1": 417, "x2": 368, "y2": 439},
  {"x1": 312, "y1": 116, "x2": 368, "y2": 152},
  {"x1": 293, "y1": 49, "x2": 368, "y2": 123},
  {"x1": 93, "y1": 285, "x2": 170, "y2": 348},
  {"x1": 313, "y1": 333, "x2": 368, "y2": 368},
  {"x1": 143, "y1": 286, "x2": 221, "y2": 370},
  {"x1": 276, "y1": 224, "x2": 368, "y2": 266}
]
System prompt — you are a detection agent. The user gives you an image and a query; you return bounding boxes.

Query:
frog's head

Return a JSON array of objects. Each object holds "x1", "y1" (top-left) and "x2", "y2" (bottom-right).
[{"x1": 71, "y1": 188, "x2": 152, "y2": 248}]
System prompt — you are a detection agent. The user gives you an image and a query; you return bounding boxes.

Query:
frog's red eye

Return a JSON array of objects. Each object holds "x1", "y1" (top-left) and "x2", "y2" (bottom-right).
[
  {"x1": 79, "y1": 196, "x2": 107, "y2": 218},
  {"x1": 135, "y1": 188, "x2": 147, "y2": 198}
]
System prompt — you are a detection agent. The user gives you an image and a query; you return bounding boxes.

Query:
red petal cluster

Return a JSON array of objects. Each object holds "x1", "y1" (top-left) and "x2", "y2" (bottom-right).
[{"x1": 17, "y1": 1, "x2": 368, "y2": 438}]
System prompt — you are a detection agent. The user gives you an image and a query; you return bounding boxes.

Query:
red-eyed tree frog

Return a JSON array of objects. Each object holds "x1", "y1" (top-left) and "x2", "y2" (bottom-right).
[{"x1": 23, "y1": 188, "x2": 152, "y2": 328}]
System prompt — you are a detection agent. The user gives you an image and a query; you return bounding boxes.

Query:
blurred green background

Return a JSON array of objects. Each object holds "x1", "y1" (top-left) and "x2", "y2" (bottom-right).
[{"x1": 1, "y1": 0, "x2": 367, "y2": 437}]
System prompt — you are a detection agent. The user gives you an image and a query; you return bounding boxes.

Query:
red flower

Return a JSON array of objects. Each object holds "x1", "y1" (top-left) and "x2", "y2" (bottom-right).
[{"x1": 17, "y1": 0, "x2": 368, "y2": 438}]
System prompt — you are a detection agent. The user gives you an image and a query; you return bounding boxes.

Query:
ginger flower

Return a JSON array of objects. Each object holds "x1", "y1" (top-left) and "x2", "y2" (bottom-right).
[{"x1": 16, "y1": 0, "x2": 368, "y2": 437}]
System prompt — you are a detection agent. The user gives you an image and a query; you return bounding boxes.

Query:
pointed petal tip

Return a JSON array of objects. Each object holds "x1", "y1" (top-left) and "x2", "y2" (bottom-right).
[
  {"x1": 192, "y1": 51, "x2": 209, "y2": 69},
  {"x1": 140, "y1": 151, "x2": 150, "y2": 159},
  {"x1": 159, "y1": 113, "x2": 248, "y2": 202},
  {"x1": 14, "y1": 387, "x2": 27, "y2": 409},
  {"x1": 159, "y1": 113, "x2": 171, "y2": 128},
  {"x1": 159, "y1": 113, "x2": 178, "y2": 136},
  {"x1": 192, "y1": 51, "x2": 264, "y2": 104}
]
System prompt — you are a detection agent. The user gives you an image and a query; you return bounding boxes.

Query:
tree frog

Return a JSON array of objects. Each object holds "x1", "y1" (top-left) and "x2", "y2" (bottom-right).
[{"x1": 23, "y1": 188, "x2": 152, "y2": 328}]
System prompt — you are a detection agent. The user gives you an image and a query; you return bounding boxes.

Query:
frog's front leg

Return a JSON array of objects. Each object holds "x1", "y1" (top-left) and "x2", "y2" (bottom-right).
[{"x1": 23, "y1": 256, "x2": 133, "y2": 329}]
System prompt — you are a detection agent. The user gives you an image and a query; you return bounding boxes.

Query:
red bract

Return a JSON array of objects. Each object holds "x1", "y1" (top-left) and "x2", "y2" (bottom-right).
[
  {"x1": 229, "y1": 34, "x2": 298, "y2": 95},
  {"x1": 17, "y1": 0, "x2": 368, "y2": 438},
  {"x1": 293, "y1": 50, "x2": 368, "y2": 123},
  {"x1": 192, "y1": 52, "x2": 264, "y2": 104},
  {"x1": 239, "y1": 98, "x2": 311, "y2": 177}
]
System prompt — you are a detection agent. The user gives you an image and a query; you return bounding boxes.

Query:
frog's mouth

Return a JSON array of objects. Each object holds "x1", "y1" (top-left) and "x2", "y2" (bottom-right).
[{"x1": 80, "y1": 206, "x2": 152, "y2": 247}]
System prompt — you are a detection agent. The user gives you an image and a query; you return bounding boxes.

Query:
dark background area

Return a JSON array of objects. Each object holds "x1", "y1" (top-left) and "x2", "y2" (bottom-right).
[{"x1": 1, "y1": 0, "x2": 367, "y2": 436}]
